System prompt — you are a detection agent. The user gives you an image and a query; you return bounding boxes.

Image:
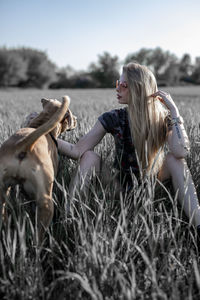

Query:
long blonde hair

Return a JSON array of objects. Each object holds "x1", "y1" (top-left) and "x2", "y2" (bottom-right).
[{"x1": 123, "y1": 62, "x2": 168, "y2": 176}]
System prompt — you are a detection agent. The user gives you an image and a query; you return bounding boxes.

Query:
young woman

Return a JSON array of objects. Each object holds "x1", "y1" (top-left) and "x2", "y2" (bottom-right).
[{"x1": 58, "y1": 62, "x2": 200, "y2": 229}]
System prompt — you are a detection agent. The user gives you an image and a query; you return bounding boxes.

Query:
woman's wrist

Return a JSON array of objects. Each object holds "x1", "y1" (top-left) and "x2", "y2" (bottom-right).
[
  {"x1": 57, "y1": 139, "x2": 78, "y2": 159},
  {"x1": 170, "y1": 108, "x2": 180, "y2": 119},
  {"x1": 171, "y1": 116, "x2": 184, "y2": 126}
]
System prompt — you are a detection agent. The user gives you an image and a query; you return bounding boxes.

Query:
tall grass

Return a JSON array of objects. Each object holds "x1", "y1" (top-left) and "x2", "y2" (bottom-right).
[{"x1": 0, "y1": 87, "x2": 200, "y2": 299}]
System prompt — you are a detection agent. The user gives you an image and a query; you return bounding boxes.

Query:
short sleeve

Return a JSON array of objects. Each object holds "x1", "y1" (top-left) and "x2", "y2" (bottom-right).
[{"x1": 98, "y1": 110, "x2": 119, "y2": 134}]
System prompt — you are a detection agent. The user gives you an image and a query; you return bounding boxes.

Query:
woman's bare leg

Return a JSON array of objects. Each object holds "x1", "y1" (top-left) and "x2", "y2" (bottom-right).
[
  {"x1": 158, "y1": 152, "x2": 200, "y2": 227},
  {"x1": 68, "y1": 150, "x2": 121, "y2": 207},
  {"x1": 69, "y1": 150, "x2": 101, "y2": 199}
]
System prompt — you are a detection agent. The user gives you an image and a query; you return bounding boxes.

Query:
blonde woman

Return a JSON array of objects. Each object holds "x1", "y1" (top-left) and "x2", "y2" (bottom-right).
[{"x1": 58, "y1": 62, "x2": 200, "y2": 231}]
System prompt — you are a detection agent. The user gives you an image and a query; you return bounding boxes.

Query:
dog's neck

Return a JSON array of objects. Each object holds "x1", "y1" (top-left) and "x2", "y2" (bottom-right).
[{"x1": 29, "y1": 122, "x2": 61, "y2": 149}]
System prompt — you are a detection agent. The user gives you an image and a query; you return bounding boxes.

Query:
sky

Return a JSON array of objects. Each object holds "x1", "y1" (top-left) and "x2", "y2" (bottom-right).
[{"x1": 1, "y1": 0, "x2": 200, "y2": 71}]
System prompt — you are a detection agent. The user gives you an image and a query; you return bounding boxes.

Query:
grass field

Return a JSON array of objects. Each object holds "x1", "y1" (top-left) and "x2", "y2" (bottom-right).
[{"x1": 0, "y1": 87, "x2": 200, "y2": 299}]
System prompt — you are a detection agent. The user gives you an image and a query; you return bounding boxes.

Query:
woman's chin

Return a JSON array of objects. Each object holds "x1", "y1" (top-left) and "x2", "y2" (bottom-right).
[{"x1": 118, "y1": 99, "x2": 126, "y2": 104}]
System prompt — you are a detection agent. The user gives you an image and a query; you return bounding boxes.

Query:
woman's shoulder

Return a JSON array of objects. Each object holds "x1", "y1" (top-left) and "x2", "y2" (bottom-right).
[
  {"x1": 107, "y1": 107, "x2": 128, "y2": 119},
  {"x1": 101, "y1": 107, "x2": 127, "y2": 123},
  {"x1": 98, "y1": 107, "x2": 127, "y2": 133}
]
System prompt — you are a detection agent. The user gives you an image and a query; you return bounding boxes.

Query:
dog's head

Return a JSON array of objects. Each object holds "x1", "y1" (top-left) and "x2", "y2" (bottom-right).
[
  {"x1": 41, "y1": 97, "x2": 77, "y2": 133},
  {"x1": 24, "y1": 96, "x2": 77, "y2": 134}
]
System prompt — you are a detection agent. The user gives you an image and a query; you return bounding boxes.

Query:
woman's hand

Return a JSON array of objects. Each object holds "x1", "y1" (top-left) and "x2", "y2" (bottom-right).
[
  {"x1": 58, "y1": 120, "x2": 106, "y2": 160},
  {"x1": 150, "y1": 90, "x2": 179, "y2": 115}
]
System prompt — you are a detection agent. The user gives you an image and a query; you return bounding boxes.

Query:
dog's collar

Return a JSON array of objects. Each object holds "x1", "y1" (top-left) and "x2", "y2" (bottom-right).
[{"x1": 49, "y1": 133, "x2": 58, "y2": 148}]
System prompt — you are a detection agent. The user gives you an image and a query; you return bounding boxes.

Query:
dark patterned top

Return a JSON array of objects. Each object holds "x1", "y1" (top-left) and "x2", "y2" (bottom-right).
[{"x1": 98, "y1": 108, "x2": 140, "y2": 184}]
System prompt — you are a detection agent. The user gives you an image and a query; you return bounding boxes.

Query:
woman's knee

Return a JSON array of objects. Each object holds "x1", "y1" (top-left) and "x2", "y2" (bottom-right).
[
  {"x1": 165, "y1": 152, "x2": 185, "y2": 167},
  {"x1": 164, "y1": 153, "x2": 187, "y2": 178},
  {"x1": 159, "y1": 152, "x2": 186, "y2": 181}
]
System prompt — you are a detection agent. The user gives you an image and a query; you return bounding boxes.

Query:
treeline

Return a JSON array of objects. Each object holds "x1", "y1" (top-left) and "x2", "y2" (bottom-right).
[{"x1": 0, "y1": 46, "x2": 200, "y2": 88}]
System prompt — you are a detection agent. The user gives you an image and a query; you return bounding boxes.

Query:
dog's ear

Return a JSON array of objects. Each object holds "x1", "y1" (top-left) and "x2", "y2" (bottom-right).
[
  {"x1": 61, "y1": 109, "x2": 77, "y2": 132},
  {"x1": 41, "y1": 98, "x2": 50, "y2": 107}
]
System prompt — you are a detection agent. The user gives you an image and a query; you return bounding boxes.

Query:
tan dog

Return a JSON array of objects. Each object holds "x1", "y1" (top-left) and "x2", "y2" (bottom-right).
[{"x1": 0, "y1": 96, "x2": 76, "y2": 244}]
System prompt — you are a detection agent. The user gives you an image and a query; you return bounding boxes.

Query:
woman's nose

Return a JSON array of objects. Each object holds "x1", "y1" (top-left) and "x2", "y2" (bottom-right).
[{"x1": 116, "y1": 85, "x2": 120, "y2": 92}]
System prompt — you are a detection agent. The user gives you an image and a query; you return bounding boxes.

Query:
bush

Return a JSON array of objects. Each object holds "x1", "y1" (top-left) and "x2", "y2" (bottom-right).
[
  {"x1": 0, "y1": 48, "x2": 27, "y2": 86},
  {"x1": 0, "y1": 47, "x2": 57, "y2": 88}
]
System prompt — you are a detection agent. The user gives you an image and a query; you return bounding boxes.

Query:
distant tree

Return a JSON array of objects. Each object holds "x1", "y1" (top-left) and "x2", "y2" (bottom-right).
[
  {"x1": 0, "y1": 47, "x2": 57, "y2": 88},
  {"x1": 49, "y1": 66, "x2": 98, "y2": 88},
  {"x1": 0, "y1": 48, "x2": 27, "y2": 86},
  {"x1": 179, "y1": 54, "x2": 193, "y2": 75},
  {"x1": 1, "y1": 46, "x2": 199, "y2": 88},
  {"x1": 191, "y1": 57, "x2": 200, "y2": 84},
  {"x1": 18, "y1": 48, "x2": 57, "y2": 88},
  {"x1": 124, "y1": 47, "x2": 177, "y2": 79},
  {"x1": 69, "y1": 73, "x2": 98, "y2": 88},
  {"x1": 148, "y1": 47, "x2": 177, "y2": 77},
  {"x1": 89, "y1": 52, "x2": 120, "y2": 88},
  {"x1": 163, "y1": 63, "x2": 180, "y2": 86},
  {"x1": 125, "y1": 48, "x2": 152, "y2": 65},
  {"x1": 178, "y1": 53, "x2": 195, "y2": 84},
  {"x1": 49, "y1": 66, "x2": 70, "y2": 89}
]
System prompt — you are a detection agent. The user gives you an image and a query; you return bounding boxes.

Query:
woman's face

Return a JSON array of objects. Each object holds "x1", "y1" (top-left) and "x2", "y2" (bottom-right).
[{"x1": 116, "y1": 73, "x2": 129, "y2": 104}]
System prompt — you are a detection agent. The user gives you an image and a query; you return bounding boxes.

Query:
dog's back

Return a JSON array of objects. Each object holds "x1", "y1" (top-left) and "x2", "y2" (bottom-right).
[
  {"x1": 0, "y1": 95, "x2": 75, "y2": 244},
  {"x1": 0, "y1": 128, "x2": 57, "y2": 198},
  {"x1": 0, "y1": 97, "x2": 69, "y2": 194}
]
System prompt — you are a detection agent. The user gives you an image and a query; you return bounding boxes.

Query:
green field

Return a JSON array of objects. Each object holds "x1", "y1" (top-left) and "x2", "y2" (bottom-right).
[{"x1": 0, "y1": 87, "x2": 200, "y2": 299}]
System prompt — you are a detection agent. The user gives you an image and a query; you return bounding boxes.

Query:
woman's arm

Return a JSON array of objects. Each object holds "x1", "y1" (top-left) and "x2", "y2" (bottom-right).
[
  {"x1": 151, "y1": 90, "x2": 190, "y2": 158},
  {"x1": 167, "y1": 110, "x2": 190, "y2": 158},
  {"x1": 58, "y1": 120, "x2": 107, "y2": 160}
]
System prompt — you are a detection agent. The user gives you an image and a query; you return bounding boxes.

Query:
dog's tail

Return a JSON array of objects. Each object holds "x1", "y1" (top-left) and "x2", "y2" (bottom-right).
[{"x1": 15, "y1": 96, "x2": 69, "y2": 153}]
